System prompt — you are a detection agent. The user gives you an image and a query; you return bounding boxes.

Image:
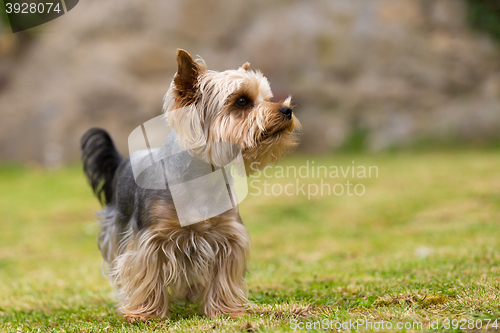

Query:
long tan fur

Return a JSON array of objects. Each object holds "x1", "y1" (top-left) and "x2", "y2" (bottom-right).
[{"x1": 97, "y1": 49, "x2": 299, "y2": 321}]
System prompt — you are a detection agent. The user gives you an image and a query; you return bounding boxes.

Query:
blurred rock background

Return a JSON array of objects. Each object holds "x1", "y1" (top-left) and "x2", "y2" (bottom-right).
[{"x1": 0, "y1": 0, "x2": 499, "y2": 166}]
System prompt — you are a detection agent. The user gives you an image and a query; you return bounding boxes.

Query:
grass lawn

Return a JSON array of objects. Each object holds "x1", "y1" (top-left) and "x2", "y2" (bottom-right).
[{"x1": 0, "y1": 150, "x2": 499, "y2": 332}]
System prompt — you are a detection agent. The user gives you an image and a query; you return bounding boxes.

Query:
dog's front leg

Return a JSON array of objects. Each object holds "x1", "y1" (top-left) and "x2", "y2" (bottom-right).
[{"x1": 201, "y1": 240, "x2": 249, "y2": 317}]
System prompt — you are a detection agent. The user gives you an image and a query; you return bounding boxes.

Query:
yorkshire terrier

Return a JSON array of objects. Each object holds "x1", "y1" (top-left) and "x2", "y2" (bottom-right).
[{"x1": 81, "y1": 49, "x2": 300, "y2": 321}]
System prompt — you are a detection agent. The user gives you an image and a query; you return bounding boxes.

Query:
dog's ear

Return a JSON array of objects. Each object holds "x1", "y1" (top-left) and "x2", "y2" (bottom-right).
[
  {"x1": 168, "y1": 49, "x2": 207, "y2": 150},
  {"x1": 239, "y1": 62, "x2": 250, "y2": 72},
  {"x1": 174, "y1": 49, "x2": 201, "y2": 96}
]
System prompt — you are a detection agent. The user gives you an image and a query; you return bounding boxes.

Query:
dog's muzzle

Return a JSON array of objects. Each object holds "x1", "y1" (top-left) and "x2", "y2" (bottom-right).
[{"x1": 279, "y1": 106, "x2": 292, "y2": 120}]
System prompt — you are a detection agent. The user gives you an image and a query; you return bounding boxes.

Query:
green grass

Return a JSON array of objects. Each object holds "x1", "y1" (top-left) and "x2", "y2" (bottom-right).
[{"x1": 1, "y1": 151, "x2": 500, "y2": 332}]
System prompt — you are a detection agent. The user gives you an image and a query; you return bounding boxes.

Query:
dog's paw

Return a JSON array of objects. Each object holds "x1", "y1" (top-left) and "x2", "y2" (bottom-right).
[
  {"x1": 122, "y1": 310, "x2": 168, "y2": 323},
  {"x1": 229, "y1": 310, "x2": 247, "y2": 319},
  {"x1": 124, "y1": 314, "x2": 152, "y2": 323}
]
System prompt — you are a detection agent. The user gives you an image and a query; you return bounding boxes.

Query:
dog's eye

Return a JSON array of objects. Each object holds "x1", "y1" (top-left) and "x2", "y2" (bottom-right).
[{"x1": 235, "y1": 97, "x2": 250, "y2": 108}]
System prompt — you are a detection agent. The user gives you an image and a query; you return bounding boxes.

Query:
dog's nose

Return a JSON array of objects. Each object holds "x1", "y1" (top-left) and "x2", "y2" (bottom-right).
[{"x1": 279, "y1": 106, "x2": 292, "y2": 120}]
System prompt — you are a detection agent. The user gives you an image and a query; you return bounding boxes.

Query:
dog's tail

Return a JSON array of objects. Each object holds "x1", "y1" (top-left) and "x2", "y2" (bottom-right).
[{"x1": 81, "y1": 128, "x2": 122, "y2": 206}]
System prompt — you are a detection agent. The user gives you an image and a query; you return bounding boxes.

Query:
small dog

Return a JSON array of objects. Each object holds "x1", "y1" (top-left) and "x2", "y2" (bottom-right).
[{"x1": 81, "y1": 49, "x2": 300, "y2": 321}]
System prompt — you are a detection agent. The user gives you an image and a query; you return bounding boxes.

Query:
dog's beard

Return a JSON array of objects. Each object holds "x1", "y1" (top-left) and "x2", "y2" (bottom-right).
[
  {"x1": 164, "y1": 63, "x2": 300, "y2": 172},
  {"x1": 209, "y1": 107, "x2": 300, "y2": 171},
  {"x1": 166, "y1": 108, "x2": 300, "y2": 174},
  {"x1": 167, "y1": 103, "x2": 300, "y2": 171}
]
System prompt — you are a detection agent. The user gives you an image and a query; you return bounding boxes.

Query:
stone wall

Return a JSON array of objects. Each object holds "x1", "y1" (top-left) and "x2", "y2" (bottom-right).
[{"x1": 0, "y1": 0, "x2": 499, "y2": 165}]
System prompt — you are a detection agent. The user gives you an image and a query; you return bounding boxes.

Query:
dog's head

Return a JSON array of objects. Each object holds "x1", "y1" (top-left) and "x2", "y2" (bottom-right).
[{"x1": 164, "y1": 49, "x2": 300, "y2": 171}]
